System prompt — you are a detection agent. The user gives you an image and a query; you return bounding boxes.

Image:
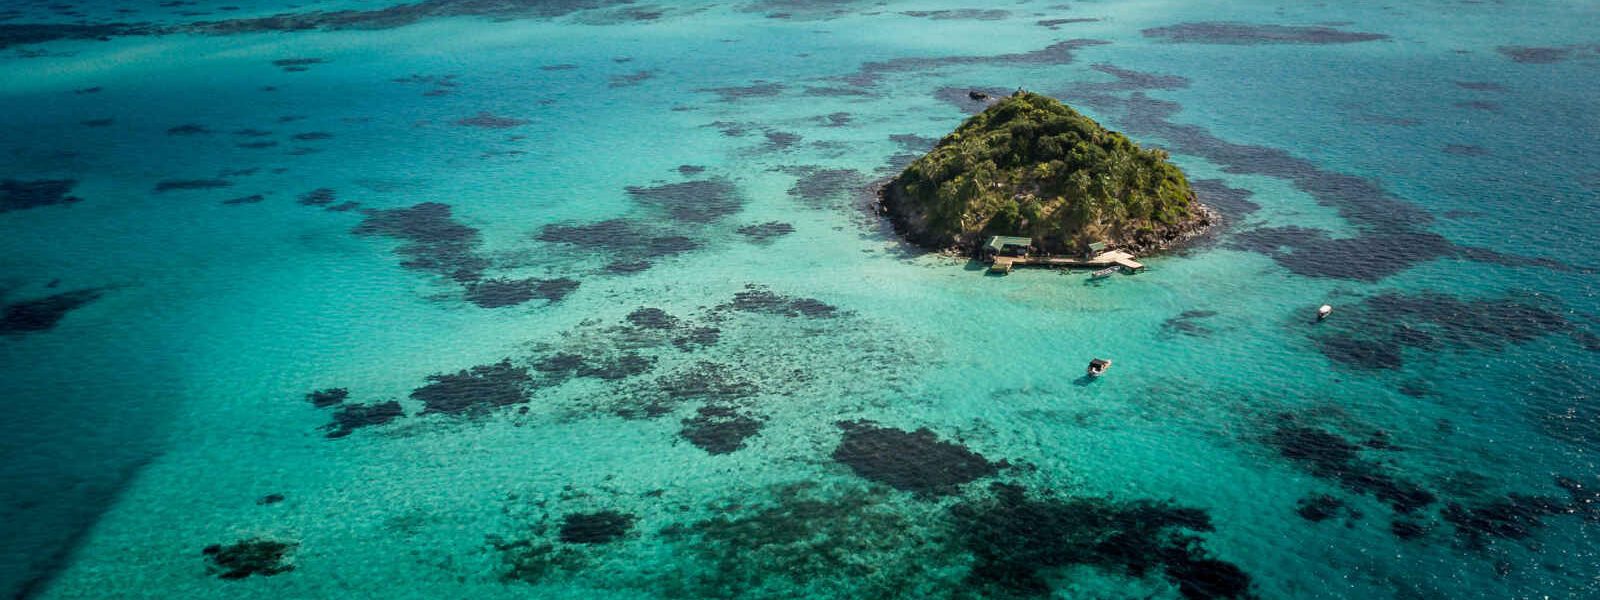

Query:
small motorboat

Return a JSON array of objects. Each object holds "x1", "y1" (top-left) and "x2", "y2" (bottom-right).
[
  {"x1": 1087, "y1": 358, "x2": 1112, "y2": 377},
  {"x1": 1317, "y1": 304, "x2": 1333, "y2": 321},
  {"x1": 968, "y1": 90, "x2": 989, "y2": 101},
  {"x1": 1091, "y1": 266, "x2": 1119, "y2": 279}
]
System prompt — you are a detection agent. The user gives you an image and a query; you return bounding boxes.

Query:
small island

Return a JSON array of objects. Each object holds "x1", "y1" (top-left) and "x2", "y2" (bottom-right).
[{"x1": 880, "y1": 91, "x2": 1212, "y2": 261}]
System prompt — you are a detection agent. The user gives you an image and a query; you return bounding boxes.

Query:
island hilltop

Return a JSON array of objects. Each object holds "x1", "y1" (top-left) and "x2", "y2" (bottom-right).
[{"x1": 880, "y1": 91, "x2": 1212, "y2": 257}]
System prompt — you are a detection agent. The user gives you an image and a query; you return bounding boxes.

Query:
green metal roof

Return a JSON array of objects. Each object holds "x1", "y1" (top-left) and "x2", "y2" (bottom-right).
[{"x1": 986, "y1": 236, "x2": 1032, "y2": 251}]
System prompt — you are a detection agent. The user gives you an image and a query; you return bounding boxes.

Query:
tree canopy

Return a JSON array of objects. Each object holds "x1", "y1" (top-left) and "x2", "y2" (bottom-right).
[{"x1": 885, "y1": 91, "x2": 1199, "y2": 251}]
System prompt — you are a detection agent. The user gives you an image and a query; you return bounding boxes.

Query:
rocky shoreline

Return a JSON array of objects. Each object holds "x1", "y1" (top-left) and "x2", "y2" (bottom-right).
[{"x1": 876, "y1": 181, "x2": 1218, "y2": 259}]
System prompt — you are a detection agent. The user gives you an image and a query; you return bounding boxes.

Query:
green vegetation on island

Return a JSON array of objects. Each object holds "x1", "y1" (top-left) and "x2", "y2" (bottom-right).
[{"x1": 880, "y1": 91, "x2": 1211, "y2": 254}]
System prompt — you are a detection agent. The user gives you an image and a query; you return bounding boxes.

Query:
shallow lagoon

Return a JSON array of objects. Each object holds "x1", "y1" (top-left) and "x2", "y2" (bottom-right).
[{"x1": 1, "y1": 0, "x2": 1597, "y2": 598}]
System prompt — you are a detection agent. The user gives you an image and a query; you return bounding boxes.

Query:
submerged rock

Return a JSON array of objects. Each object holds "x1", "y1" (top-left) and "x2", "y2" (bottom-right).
[
  {"x1": 558, "y1": 510, "x2": 635, "y2": 544},
  {"x1": 725, "y1": 285, "x2": 839, "y2": 319},
  {"x1": 1294, "y1": 493, "x2": 1349, "y2": 523},
  {"x1": 735, "y1": 221, "x2": 795, "y2": 243},
  {"x1": 832, "y1": 420, "x2": 1001, "y2": 497},
  {"x1": 662, "y1": 483, "x2": 933, "y2": 597},
  {"x1": 353, "y1": 202, "x2": 488, "y2": 283},
  {"x1": 950, "y1": 483, "x2": 1254, "y2": 599},
  {"x1": 305, "y1": 387, "x2": 349, "y2": 408},
  {"x1": 680, "y1": 405, "x2": 763, "y2": 454},
  {"x1": 1, "y1": 179, "x2": 82, "y2": 213},
  {"x1": 463, "y1": 277, "x2": 577, "y2": 308},
  {"x1": 324, "y1": 401, "x2": 403, "y2": 438},
  {"x1": 1264, "y1": 419, "x2": 1435, "y2": 514},
  {"x1": 624, "y1": 179, "x2": 743, "y2": 224},
  {"x1": 201, "y1": 538, "x2": 296, "y2": 579},
  {"x1": 411, "y1": 359, "x2": 531, "y2": 415},
  {"x1": 0, "y1": 288, "x2": 104, "y2": 335}
]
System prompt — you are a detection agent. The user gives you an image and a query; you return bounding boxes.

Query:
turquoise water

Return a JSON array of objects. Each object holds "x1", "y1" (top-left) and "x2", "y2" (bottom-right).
[{"x1": 2, "y1": 0, "x2": 1597, "y2": 598}]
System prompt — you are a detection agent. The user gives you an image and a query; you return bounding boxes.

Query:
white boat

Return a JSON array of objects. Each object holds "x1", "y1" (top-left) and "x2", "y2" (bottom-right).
[
  {"x1": 1087, "y1": 358, "x2": 1112, "y2": 377},
  {"x1": 1091, "y1": 266, "x2": 1119, "y2": 279},
  {"x1": 1317, "y1": 304, "x2": 1333, "y2": 321}
]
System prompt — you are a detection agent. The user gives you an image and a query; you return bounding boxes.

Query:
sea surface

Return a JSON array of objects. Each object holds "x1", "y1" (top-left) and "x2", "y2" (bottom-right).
[{"x1": 2, "y1": 1, "x2": 1598, "y2": 598}]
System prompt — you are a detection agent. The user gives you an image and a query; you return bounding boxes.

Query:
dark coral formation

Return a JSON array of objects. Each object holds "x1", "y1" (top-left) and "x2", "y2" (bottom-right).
[
  {"x1": 0, "y1": 288, "x2": 103, "y2": 335},
  {"x1": 840, "y1": 39, "x2": 1108, "y2": 89},
  {"x1": 1060, "y1": 63, "x2": 1568, "y2": 280},
  {"x1": 901, "y1": 9, "x2": 1009, "y2": 20},
  {"x1": 464, "y1": 277, "x2": 579, "y2": 308},
  {"x1": 1309, "y1": 291, "x2": 1583, "y2": 370},
  {"x1": 306, "y1": 387, "x2": 348, "y2": 408},
  {"x1": 454, "y1": 112, "x2": 529, "y2": 128},
  {"x1": 951, "y1": 483, "x2": 1254, "y2": 599},
  {"x1": 625, "y1": 307, "x2": 678, "y2": 330},
  {"x1": 662, "y1": 483, "x2": 932, "y2": 596},
  {"x1": 1038, "y1": 17, "x2": 1099, "y2": 29},
  {"x1": 1438, "y1": 476, "x2": 1597, "y2": 548},
  {"x1": 412, "y1": 359, "x2": 532, "y2": 416},
  {"x1": 271, "y1": 57, "x2": 324, "y2": 72},
  {"x1": 575, "y1": 353, "x2": 655, "y2": 381},
  {"x1": 324, "y1": 401, "x2": 403, "y2": 438},
  {"x1": 624, "y1": 179, "x2": 743, "y2": 224},
  {"x1": 201, "y1": 538, "x2": 296, "y2": 579},
  {"x1": 354, "y1": 202, "x2": 488, "y2": 283},
  {"x1": 1, "y1": 179, "x2": 81, "y2": 213},
  {"x1": 608, "y1": 70, "x2": 653, "y2": 88},
  {"x1": 832, "y1": 420, "x2": 1001, "y2": 497},
  {"x1": 723, "y1": 285, "x2": 839, "y2": 319},
  {"x1": 0, "y1": 22, "x2": 150, "y2": 51},
  {"x1": 558, "y1": 510, "x2": 634, "y2": 544},
  {"x1": 782, "y1": 166, "x2": 865, "y2": 208},
  {"x1": 297, "y1": 187, "x2": 336, "y2": 206},
  {"x1": 1390, "y1": 518, "x2": 1431, "y2": 540},
  {"x1": 166, "y1": 123, "x2": 212, "y2": 135},
  {"x1": 696, "y1": 81, "x2": 785, "y2": 102},
  {"x1": 1495, "y1": 45, "x2": 1597, "y2": 64},
  {"x1": 1190, "y1": 179, "x2": 1259, "y2": 219},
  {"x1": 1453, "y1": 81, "x2": 1506, "y2": 92},
  {"x1": 1142, "y1": 22, "x2": 1388, "y2": 44},
  {"x1": 1264, "y1": 419, "x2": 1435, "y2": 514},
  {"x1": 758, "y1": 131, "x2": 801, "y2": 153},
  {"x1": 1294, "y1": 493, "x2": 1356, "y2": 523},
  {"x1": 154, "y1": 179, "x2": 231, "y2": 193},
  {"x1": 177, "y1": 0, "x2": 635, "y2": 37},
  {"x1": 736, "y1": 221, "x2": 795, "y2": 243},
  {"x1": 223, "y1": 194, "x2": 265, "y2": 206},
  {"x1": 537, "y1": 219, "x2": 702, "y2": 265},
  {"x1": 680, "y1": 405, "x2": 763, "y2": 454},
  {"x1": 657, "y1": 362, "x2": 758, "y2": 403},
  {"x1": 1443, "y1": 494, "x2": 1568, "y2": 546},
  {"x1": 1161, "y1": 310, "x2": 1218, "y2": 337},
  {"x1": 819, "y1": 112, "x2": 851, "y2": 127},
  {"x1": 488, "y1": 537, "x2": 584, "y2": 584}
]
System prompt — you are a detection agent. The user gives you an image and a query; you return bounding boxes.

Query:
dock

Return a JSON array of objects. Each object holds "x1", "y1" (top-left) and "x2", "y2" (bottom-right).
[{"x1": 995, "y1": 249, "x2": 1145, "y2": 272}]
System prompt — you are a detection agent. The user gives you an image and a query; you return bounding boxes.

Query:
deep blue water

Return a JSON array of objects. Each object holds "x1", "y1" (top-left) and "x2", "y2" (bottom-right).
[{"x1": 1, "y1": 1, "x2": 1597, "y2": 598}]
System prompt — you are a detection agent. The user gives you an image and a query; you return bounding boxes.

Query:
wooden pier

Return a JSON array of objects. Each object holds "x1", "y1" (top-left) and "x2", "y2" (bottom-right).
[{"x1": 990, "y1": 249, "x2": 1144, "y2": 274}]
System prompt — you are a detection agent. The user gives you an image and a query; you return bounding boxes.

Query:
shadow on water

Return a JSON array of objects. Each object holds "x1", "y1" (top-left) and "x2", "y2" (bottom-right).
[
  {"x1": 0, "y1": 332, "x2": 179, "y2": 599},
  {"x1": 1072, "y1": 375, "x2": 1098, "y2": 387}
]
